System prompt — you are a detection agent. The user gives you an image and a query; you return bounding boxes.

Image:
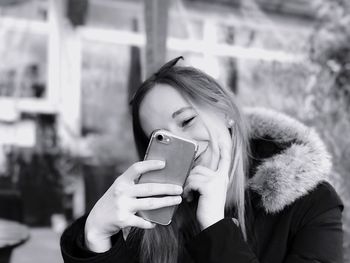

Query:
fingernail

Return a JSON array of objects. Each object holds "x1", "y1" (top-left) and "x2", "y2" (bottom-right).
[
  {"x1": 175, "y1": 186, "x2": 183, "y2": 193},
  {"x1": 157, "y1": 160, "x2": 165, "y2": 166},
  {"x1": 175, "y1": 196, "x2": 182, "y2": 203}
]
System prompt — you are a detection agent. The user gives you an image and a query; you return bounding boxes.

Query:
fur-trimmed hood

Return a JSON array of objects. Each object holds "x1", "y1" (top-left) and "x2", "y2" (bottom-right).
[{"x1": 244, "y1": 107, "x2": 332, "y2": 214}]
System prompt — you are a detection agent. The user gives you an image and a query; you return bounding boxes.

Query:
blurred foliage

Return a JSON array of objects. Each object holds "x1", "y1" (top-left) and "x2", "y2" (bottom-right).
[{"x1": 310, "y1": 0, "x2": 350, "y2": 106}]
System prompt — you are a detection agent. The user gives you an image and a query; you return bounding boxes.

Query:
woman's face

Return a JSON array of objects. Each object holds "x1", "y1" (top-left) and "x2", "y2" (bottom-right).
[{"x1": 139, "y1": 83, "x2": 232, "y2": 170}]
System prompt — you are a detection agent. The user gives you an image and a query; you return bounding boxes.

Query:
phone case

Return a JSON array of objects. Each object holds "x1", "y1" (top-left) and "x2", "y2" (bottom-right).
[{"x1": 137, "y1": 129, "x2": 198, "y2": 225}]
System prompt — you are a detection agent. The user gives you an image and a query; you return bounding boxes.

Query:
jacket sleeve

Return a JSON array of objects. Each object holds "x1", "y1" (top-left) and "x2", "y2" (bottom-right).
[
  {"x1": 284, "y1": 182, "x2": 343, "y2": 263},
  {"x1": 186, "y1": 218, "x2": 259, "y2": 263},
  {"x1": 186, "y1": 182, "x2": 343, "y2": 263},
  {"x1": 60, "y1": 215, "x2": 137, "y2": 263}
]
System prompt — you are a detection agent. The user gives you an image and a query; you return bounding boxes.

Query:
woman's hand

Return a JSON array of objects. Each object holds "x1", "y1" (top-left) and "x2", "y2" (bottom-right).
[
  {"x1": 183, "y1": 140, "x2": 231, "y2": 230},
  {"x1": 84, "y1": 160, "x2": 183, "y2": 253}
]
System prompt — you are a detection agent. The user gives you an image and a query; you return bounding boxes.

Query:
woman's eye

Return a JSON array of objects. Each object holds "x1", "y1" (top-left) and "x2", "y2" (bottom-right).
[{"x1": 181, "y1": 116, "x2": 196, "y2": 127}]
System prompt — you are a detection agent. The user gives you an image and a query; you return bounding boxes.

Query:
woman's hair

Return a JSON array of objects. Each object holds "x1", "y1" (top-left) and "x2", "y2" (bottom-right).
[{"x1": 130, "y1": 57, "x2": 251, "y2": 263}]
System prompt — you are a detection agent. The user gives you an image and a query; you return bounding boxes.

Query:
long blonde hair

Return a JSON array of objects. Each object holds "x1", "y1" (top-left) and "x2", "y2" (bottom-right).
[{"x1": 130, "y1": 57, "x2": 251, "y2": 263}]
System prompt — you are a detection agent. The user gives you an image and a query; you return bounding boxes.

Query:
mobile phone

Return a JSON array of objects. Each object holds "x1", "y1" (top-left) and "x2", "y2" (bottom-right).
[{"x1": 137, "y1": 129, "x2": 198, "y2": 225}]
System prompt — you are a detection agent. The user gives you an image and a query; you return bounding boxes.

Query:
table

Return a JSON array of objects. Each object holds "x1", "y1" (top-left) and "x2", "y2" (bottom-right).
[{"x1": 0, "y1": 219, "x2": 29, "y2": 263}]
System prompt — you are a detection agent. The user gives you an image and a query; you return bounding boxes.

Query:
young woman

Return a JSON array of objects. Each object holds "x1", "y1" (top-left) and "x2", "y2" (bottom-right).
[{"x1": 61, "y1": 57, "x2": 344, "y2": 263}]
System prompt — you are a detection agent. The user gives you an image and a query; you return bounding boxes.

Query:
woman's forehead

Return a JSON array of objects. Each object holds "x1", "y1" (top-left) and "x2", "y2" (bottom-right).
[{"x1": 140, "y1": 84, "x2": 190, "y2": 115}]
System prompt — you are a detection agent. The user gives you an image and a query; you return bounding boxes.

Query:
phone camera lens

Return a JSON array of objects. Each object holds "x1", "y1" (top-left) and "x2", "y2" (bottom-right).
[{"x1": 157, "y1": 134, "x2": 164, "y2": 141}]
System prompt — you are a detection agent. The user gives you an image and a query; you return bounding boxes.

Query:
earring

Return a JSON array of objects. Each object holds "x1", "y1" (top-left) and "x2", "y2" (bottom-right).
[{"x1": 226, "y1": 118, "x2": 234, "y2": 128}]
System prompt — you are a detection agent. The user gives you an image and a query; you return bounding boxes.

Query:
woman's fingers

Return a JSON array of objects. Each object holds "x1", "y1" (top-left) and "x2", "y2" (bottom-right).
[
  {"x1": 183, "y1": 180, "x2": 202, "y2": 199},
  {"x1": 124, "y1": 160, "x2": 165, "y2": 181},
  {"x1": 132, "y1": 195, "x2": 182, "y2": 212},
  {"x1": 131, "y1": 183, "x2": 183, "y2": 197},
  {"x1": 183, "y1": 173, "x2": 207, "y2": 198},
  {"x1": 128, "y1": 215, "x2": 156, "y2": 229}
]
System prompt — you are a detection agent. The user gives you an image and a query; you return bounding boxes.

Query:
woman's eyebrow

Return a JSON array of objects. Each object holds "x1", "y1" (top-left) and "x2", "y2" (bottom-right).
[{"x1": 172, "y1": 106, "x2": 193, "y2": 119}]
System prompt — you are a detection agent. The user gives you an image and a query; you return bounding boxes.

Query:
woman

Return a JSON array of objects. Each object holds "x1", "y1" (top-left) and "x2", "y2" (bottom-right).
[{"x1": 61, "y1": 57, "x2": 343, "y2": 263}]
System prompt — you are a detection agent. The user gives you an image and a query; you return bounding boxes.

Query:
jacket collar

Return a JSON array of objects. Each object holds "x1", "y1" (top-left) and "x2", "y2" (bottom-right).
[{"x1": 244, "y1": 107, "x2": 331, "y2": 214}]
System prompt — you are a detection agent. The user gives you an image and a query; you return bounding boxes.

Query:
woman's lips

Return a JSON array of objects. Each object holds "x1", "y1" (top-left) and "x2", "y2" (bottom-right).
[
  {"x1": 194, "y1": 144, "x2": 209, "y2": 166},
  {"x1": 194, "y1": 154, "x2": 202, "y2": 165}
]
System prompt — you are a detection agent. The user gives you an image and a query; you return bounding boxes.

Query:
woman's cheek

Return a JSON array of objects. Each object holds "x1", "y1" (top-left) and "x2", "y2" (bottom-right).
[
  {"x1": 194, "y1": 116, "x2": 220, "y2": 169},
  {"x1": 207, "y1": 141, "x2": 219, "y2": 170},
  {"x1": 201, "y1": 151, "x2": 211, "y2": 169}
]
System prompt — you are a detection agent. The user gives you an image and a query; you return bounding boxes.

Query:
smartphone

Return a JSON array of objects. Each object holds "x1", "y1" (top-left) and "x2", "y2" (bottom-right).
[{"x1": 137, "y1": 129, "x2": 198, "y2": 225}]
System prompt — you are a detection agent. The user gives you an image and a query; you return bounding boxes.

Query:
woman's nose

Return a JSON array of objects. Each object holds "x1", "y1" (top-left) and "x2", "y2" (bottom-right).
[
  {"x1": 169, "y1": 128, "x2": 194, "y2": 142},
  {"x1": 166, "y1": 128, "x2": 196, "y2": 143}
]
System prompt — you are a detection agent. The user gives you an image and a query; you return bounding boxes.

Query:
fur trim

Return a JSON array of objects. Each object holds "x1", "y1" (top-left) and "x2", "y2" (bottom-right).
[{"x1": 244, "y1": 107, "x2": 332, "y2": 213}]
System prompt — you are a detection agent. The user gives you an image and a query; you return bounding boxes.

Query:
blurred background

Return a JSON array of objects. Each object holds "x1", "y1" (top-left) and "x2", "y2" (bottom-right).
[{"x1": 0, "y1": 0, "x2": 349, "y2": 262}]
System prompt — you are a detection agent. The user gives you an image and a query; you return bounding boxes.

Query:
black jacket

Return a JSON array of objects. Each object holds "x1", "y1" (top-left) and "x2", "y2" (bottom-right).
[{"x1": 60, "y1": 108, "x2": 344, "y2": 263}]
